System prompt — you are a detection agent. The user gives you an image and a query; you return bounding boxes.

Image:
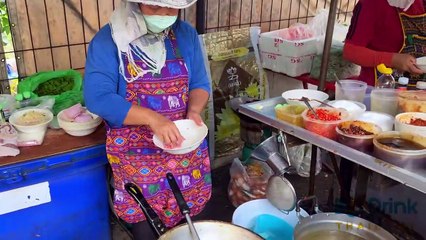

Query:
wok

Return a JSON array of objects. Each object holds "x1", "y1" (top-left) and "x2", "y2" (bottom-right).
[
  {"x1": 125, "y1": 175, "x2": 262, "y2": 240},
  {"x1": 294, "y1": 196, "x2": 397, "y2": 240}
]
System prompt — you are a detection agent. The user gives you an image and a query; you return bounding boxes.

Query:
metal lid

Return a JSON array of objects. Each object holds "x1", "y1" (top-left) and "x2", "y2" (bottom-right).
[{"x1": 266, "y1": 175, "x2": 297, "y2": 212}]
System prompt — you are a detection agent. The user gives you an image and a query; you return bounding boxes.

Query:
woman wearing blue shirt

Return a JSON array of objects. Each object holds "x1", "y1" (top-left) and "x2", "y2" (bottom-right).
[{"x1": 83, "y1": 0, "x2": 211, "y2": 238}]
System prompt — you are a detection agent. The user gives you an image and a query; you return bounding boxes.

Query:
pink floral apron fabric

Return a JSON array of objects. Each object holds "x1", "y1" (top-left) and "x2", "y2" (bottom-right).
[{"x1": 106, "y1": 31, "x2": 211, "y2": 227}]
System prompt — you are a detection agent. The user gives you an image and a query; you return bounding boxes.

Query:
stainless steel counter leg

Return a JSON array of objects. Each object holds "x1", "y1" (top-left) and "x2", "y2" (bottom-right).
[
  {"x1": 340, "y1": 158, "x2": 355, "y2": 208},
  {"x1": 308, "y1": 145, "x2": 318, "y2": 196},
  {"x1": 354, "y1": 165, "x2": 371, "y2": 208}
]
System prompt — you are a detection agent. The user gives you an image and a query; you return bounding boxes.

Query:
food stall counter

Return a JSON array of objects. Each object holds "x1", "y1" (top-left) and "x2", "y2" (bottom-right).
[
  {"x1": 0, "y1": 126, "x2": 106, "y2": 167},
  {"x1": 239, "y1": 97, "x2": 426, "y2": 194}
]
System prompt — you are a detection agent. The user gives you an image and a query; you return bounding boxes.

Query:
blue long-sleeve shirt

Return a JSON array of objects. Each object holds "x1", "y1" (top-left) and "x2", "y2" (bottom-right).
[{"x1": 83, "y1": 20, "x2": 210, "y2": 128}]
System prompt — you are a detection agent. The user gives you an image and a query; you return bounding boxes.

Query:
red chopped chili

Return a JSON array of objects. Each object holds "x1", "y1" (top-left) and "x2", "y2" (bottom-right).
[
  {"x1": 409, "y1": 117, "x2": 426, "y2": 126},
  {"x1": 307, "y1": 108, "x2": 341, "y2": 121}
]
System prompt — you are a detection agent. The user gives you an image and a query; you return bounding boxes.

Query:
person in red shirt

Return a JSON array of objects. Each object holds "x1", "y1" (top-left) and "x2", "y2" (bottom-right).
[{"x1": 343, "y1": 0, "x2": 425, "y2": 87}]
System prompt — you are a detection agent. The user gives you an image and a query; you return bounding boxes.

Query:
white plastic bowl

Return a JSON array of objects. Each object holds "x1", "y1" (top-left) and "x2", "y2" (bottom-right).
[
  {"x1": 355, "y1": 111, "x2": 394, "y2": 132},
  {"x1": 327, "y1": 100, "x2": 366, "y2": 119},
  {"x1": 282, "y1": 89, "x2": 329, "y2": 107},
  {"x1": 395, "y1": 112, "x2": 426, "y2": 137},
  {"x1": 57, "y1": 108, "x2": 102, "y2": 136},
  {"x1": 232, "y1": 199, "x2": 308, "y2": 229},
  {"x1": 153, "y1": 119, "x2": 208, "y2": 155},
  {"x1": 417, "y1": 56, "x2": 426, "y2": 73},
  {"x1": 9, "y1": 108, "x2": 53, "y2": 133}
]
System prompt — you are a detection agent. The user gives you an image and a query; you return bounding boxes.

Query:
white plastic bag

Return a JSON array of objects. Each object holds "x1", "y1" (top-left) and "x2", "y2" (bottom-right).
[
  {"x1": 0, "y1": 123, "x2": 20, "y2": 157},
  {"x1": 287, "y1": 144, "x2": 322, "y2": 177},
  {"x1": 277, "y1": 23, "x2": 314, "y2": 41},
  {"x1": 308, "y1": 9, "x2": 349, "y2": 55}
]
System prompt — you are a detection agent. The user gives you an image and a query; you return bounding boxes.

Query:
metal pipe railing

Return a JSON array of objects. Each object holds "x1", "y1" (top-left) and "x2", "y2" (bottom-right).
[{"x1": 318, "y1": 0, "x2": 339, "y2": 91}]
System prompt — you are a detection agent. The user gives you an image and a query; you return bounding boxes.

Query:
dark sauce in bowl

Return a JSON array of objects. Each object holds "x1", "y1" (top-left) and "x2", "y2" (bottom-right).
[{"x1": 378, "y1": 137, "x2": 425, "y2": 151}]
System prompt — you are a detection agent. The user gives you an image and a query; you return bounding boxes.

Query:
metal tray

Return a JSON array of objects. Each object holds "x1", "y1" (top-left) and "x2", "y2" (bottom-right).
[{"x1": 239, "y1": 97, "x2": 426, "y2": 194}]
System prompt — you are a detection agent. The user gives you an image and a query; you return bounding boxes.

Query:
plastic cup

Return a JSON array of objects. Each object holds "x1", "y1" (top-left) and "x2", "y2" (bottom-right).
[
  {"x1": 370, "y1": 89, "x2": 399, "y2": 117},
  {"x1": 335, "y1": 80, "x2": 368, "y2": 102},
  {"x1": 363, "y1": 85, "x2": 374, "y2": 111}
]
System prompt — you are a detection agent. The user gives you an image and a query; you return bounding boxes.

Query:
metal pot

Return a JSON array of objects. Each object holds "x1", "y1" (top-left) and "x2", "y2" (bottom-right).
[
  {"x1": 294, "y1": 196, "x2": 397, "y2": 240},
  {"x1": 159, "y1": 220, "x2": 263, "y2": 240},
  {"x1": 125, "y1": 178, "x2": 262, "y2": 240}
]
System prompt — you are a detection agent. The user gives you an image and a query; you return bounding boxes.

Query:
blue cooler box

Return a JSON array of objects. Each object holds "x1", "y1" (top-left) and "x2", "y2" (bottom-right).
[{"x1": 0, "y1": 145, "x2": 111, "y2": 239}]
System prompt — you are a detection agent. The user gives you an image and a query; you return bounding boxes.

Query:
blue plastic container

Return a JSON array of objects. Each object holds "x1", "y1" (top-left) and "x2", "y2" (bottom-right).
[
  {"x1": 0, "y1": 145, "x2": 111, "y2": 239},
  {"x1": 251, "y1": 214, "x2": 294, "y2": 240}
]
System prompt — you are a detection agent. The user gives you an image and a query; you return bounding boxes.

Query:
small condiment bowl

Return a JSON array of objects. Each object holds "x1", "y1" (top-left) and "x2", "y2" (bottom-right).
[
  {"x1": 327, "y1": 100, "x2": 366, "y2": 119},
  {"x1": 373, "y1": 131, "x2": 426, "y2": 170},
  {"x1": 336, "y1": 121, "x2": 382, "y2": 153},
  {"x1": 395, "y1": 112, "x2": 426, "y2": 137},
  {"x1": 301, "y1": 107, "x2": 350, "y2": 140}
]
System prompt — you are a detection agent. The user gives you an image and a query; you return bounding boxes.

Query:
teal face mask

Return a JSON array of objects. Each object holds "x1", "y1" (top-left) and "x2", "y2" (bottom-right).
[{"x1": 143, "y1": 15, "x2": 178, "y2": 33}]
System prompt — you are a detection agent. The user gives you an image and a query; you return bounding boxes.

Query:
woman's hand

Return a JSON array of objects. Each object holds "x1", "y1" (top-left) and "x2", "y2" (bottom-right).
[
  {"x1": 149, "y1": 113, "x2": 184, "y2": 149},
  {"x1": 391, "y1": 53, "x2": 423, "y2": 75},
  {"x1": 187, "y1": 110, "x2": 204, "y2": 126}
]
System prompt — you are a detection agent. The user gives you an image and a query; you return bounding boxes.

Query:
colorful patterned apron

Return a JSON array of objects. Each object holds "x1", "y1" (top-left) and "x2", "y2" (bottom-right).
[
  {"x1": 375, "y1": 2, "x2": 426, "y2": 88},
  {"x1": 399, "y1": 2, "x2": 426, "y2": 88},
  {"x1": 106, "y1": 31, "x2": 212, "y2": 227}
]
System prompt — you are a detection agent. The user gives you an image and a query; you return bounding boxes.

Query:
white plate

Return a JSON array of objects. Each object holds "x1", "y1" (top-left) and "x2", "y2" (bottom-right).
[
  {"x1": 417, "y1": 57, "x2": 426, "y2": 73},
  {"x1": 153, "y1": 119, "x2": 208, "y2": 155},
  {"x1": 355, "y1": 111, "x2": 394, "y2": 132},
  {"x1": 232, "y1": 199, "x2": 308, "y2": 230},
  {"x1": 282, "y1": 89, "x2": 329, "y2": 107}
]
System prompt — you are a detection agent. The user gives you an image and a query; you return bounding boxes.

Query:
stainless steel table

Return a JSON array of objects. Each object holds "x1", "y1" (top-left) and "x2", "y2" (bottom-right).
[{"x1": 239, "y1": 97, "x2": 426, "y2": 195}]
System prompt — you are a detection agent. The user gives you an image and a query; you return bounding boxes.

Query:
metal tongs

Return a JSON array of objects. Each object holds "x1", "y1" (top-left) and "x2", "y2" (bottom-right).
[
  {"x1": 288, "y1": 97, "x2": 334, "y2": 108},
  {"x1": 301, "y1": 97, "x2": 319, "y2": 119}
]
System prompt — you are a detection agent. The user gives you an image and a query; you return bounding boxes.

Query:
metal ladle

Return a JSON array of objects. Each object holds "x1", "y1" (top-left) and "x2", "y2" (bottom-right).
[
  {"x1": 267, "y1": 132, "x2": 298, "y2": 213},
  {"x1": 166, "y1": 173, "x2": 200, "y2": 240}
]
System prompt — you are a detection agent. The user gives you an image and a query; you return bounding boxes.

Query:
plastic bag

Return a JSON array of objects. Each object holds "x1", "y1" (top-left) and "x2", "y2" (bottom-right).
[
  {"x1": 17, "y1": 69, "x2": 83, "y2": 115},
  {"x1": 16, "y1": 96, "x2": 55, "y2": 112},
  {"x1": 228, "y1": 158, "x2": 273, "y2": 207},
  {"x1": 200, "y1": 27, "x2": 269, "y2": 160},
  {"x1": 287, "y1": 144, "x2": 322, "y2": 177},
  {"x1": 277, "y1": 23, "x2": 314, "y2": 41},
  {"x1": 308, "y1": 9, "x2": 330, "y2": 38},
  {"x1": 308, "y1": 9, "x2": 350, "y2": 55},
  {"x1": 0, "y1": 123, "x2": 19, "y2": 157}
]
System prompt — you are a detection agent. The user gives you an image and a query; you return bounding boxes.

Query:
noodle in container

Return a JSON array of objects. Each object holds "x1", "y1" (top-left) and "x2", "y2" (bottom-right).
[{"x1": 9, "y1": 108, "x2": 53, "y2": 133}]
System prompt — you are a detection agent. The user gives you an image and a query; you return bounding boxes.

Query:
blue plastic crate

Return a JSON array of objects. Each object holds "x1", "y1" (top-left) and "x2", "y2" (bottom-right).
[{"x1": 0, "y1": 145, "x2": 111, "y2": 240}]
